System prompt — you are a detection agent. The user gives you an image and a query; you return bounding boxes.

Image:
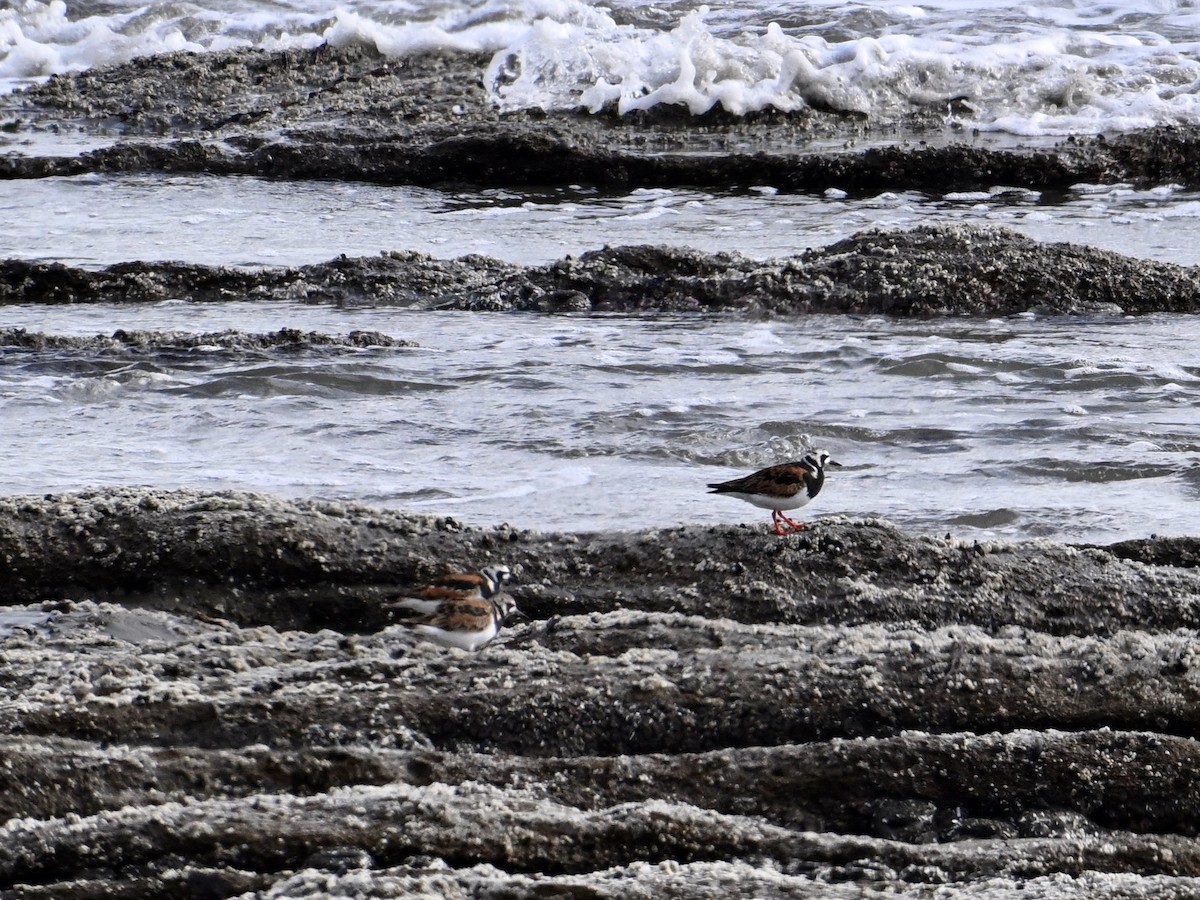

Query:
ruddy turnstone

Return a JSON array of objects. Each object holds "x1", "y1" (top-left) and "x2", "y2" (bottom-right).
[
  {"x1": 389, "y1": 565, "x2": 520, "y2": 651},
  {"x1": 392, "y1": 590, "x2": 522, "y2": 652},
  {"x1": 708, "y1": 449, "x2": 840, "y2": 535}
]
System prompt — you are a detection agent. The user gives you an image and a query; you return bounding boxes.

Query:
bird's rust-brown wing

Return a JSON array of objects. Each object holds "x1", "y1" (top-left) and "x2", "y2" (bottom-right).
[
  {"x1": 424, "y1": 597, "x2": 495, "y2": 633},
  {"x1": 709, "y1": 461, "x2": 811, "y2": 497}
]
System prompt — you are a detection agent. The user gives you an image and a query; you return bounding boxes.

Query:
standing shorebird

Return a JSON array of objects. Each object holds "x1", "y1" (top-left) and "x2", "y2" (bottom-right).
[{"x1": 708, "y1": 449, "x2": 840, "y2": 535}]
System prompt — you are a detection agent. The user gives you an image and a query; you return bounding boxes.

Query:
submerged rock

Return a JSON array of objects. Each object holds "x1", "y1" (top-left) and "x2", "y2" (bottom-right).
[
  {"x1": 2, "y1": 488, "x2": 1200, "y2": 897},
  {"x1": 0, "y1": 326, "x2": 415, "y2": 352}
]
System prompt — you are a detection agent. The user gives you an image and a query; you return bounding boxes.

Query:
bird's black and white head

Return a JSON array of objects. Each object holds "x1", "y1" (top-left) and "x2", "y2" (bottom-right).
[
  {"x1": 490, "y1": 592, "x2": 522, "y2": 626},
  {"x1": 479, "y1": 564, "x2": 512, "y2": 598},
  {"x1": 802, "y1": 449, "x2": 839, "y2": 473}
]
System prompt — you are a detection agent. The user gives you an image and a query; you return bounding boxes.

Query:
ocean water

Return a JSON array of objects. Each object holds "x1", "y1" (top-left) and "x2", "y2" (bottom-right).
[
  {"x1": 0, "y1": 174, "x2": 1198, "y2": 268},
  {"x1": 2, "y1": 0, "x2": 1200, "y2": 542},
  {"x1": 1, "y1": 304, "x2": 1198, "y2": 544}
]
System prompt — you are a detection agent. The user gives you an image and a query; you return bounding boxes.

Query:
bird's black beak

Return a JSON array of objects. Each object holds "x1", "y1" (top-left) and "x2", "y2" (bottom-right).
[
  {"x1": 827, "y1": 459, "x2": 844, "y2": 468},
  {"x1": 504, "y1": 609, "x2": 530, "y2": 625}
]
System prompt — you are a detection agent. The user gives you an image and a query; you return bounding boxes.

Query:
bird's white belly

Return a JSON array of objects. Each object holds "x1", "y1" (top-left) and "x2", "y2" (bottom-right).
[
  {"x1": 728, "y1": 491, "x2": 813, "y2": 512},
  {"x1": 414, "y1": 622, "x2": 498, "y2": 652}
]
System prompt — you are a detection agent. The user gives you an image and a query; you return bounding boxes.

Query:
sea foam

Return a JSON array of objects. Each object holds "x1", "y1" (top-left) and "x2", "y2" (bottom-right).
[
  {"x1": 484, "y1": 4, "x2": 1200, "y2": 134},
  {"x1": 0, "y1": 0, "x2": 325, "y2": 89}
]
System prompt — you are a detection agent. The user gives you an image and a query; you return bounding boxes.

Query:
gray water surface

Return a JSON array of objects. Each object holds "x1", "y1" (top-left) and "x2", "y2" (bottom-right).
[
  {"x1": 2, "y1": 303, "x2": 1196, "y2": 542},
  {"x1": 2, "y1": 173, "x2": 1198, "y2": 267}
]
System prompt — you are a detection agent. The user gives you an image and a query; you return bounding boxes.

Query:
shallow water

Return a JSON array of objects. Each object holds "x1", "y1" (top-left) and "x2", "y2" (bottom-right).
[
  {"x1": 3, "y1": 302, "x2": 1197, "y2": 543},
  {"x1": 1, "y1": 173, "x2": 1198, "y2": 268}
]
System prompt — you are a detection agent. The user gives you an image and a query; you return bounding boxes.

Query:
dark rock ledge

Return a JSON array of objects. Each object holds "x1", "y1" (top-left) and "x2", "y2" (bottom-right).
[
  {"x1": 3, "y1": 487, "x2": 1200, "y2": 897},
  {"x1": 3, "y1": 223, "x2": 1199, "y2": 316},
  {"x1": 5, "y1": 45, "x2": 1200, "y2": 196},
  {"x1": 0, "y1": 326, "x2": 413, "y2": 353}
]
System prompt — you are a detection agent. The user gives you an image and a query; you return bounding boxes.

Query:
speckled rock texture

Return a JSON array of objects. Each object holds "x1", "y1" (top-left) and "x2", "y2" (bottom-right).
[
  {"x1": 2, "y1": 223, "x2": 1198, "y2": 315},
  {"x1": 2, "y1": 488, "x2": 1200, "y2": 898},
  {"x1": 0, "y1": 327, "x2": 414, "y2": 352},
  {"x1": 6, "y1": 45, "x2": 1200, "y2": 196}
]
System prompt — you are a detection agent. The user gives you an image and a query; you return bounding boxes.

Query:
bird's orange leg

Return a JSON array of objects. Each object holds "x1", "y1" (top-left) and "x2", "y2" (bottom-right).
[
  {"x1": 771, "y1": 510, "x2": 807, "y2": 534},
  {"x1": 778, "y1": 512, "x2": 808, "y2": 532}
]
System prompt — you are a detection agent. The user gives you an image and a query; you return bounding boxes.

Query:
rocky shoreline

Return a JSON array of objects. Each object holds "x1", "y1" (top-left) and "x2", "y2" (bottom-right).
[
  {"x1": 4, "y1": 39, "x2": 1200, "y2": 900},
  {"x1": 1, "y1": 489, "x2": 1200, "y2": 897}
]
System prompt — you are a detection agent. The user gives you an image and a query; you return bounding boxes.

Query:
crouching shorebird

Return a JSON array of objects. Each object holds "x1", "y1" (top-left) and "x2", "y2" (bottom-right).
[
  {"x1": 708, "y1": 449, "x2": 840, "y2": 535},
  {"x1": 390, "y1": 565, "x2": 523, "y2": 652}
]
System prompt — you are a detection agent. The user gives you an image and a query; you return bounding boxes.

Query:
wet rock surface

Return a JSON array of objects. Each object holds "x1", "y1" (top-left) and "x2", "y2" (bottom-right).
[
  {"x1": 3, "y1": 488, "x2": 1200, "y2": 897},
  {"x1": 6, "y1": 46, "x2": 1200, "y2": 197},
  {"x1": 4, "y1": 223, "x2": 1199, "y2": 315},
  {"x1": 0, "y1": 326, "x2": 415, "y2": 352},
  {"x1": 7, "y1": 44, "x2": 1200, "y2": 199}
]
